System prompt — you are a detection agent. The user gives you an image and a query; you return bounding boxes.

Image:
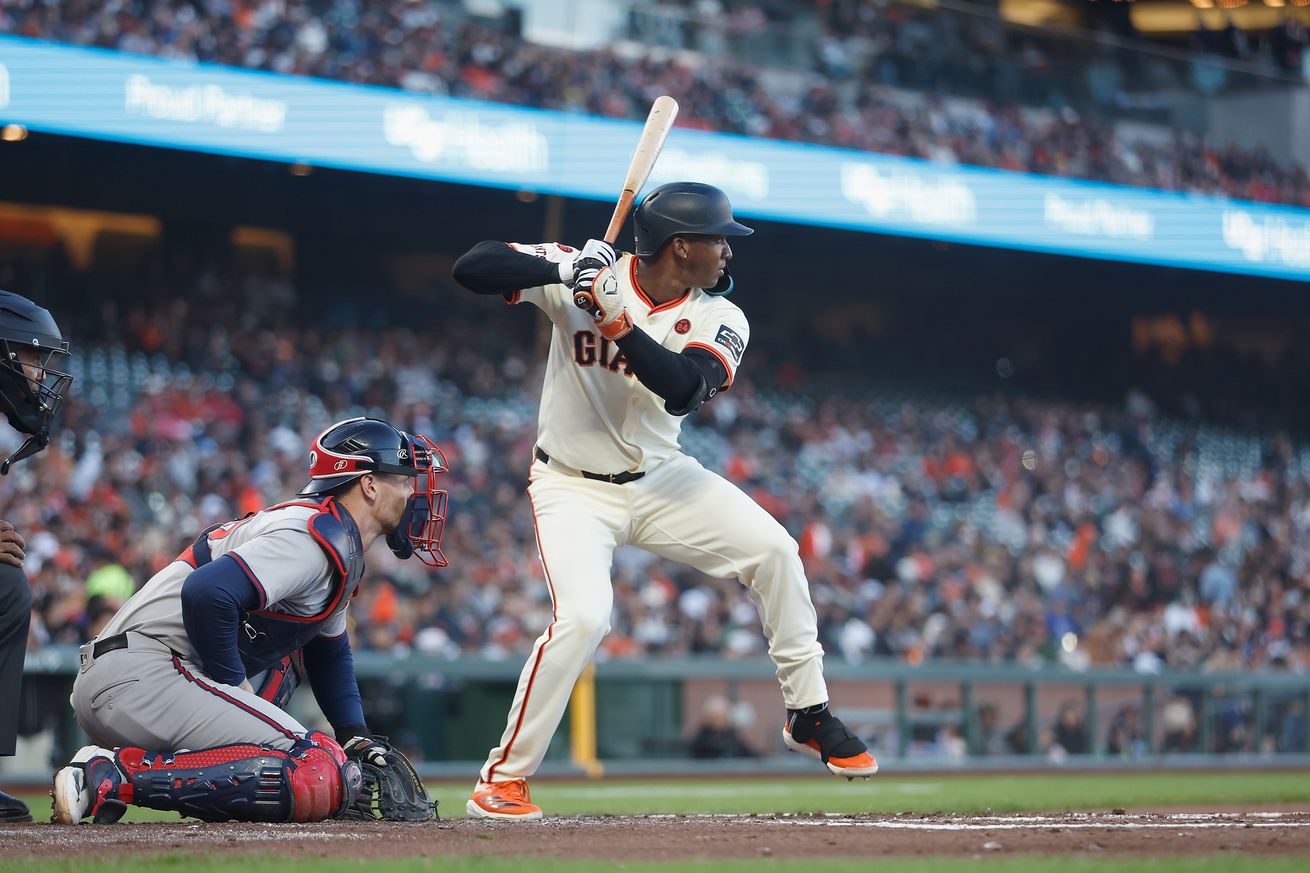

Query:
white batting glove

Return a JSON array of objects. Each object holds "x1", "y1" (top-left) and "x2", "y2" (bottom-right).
[
  {"x1": 557, "y1": 239, "x2": 617, "y2": 287},
  {"x1": 579, "y1": 238, "x2": 617, "y2": 267},
  {"x1": 342, "y1": 736, "x2": 389, "y2": 767},
  {"x1": 576, "y1": 266, "x2": 633, "y2": 340}
]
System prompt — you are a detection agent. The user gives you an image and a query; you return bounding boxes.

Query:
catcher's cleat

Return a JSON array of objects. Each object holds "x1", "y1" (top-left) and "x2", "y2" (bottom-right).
[
  {"x1": 466, "y1": 779, "x2": 543, "y2": 821},
  {"x1": 51, "y1": 746, "x2": 127, "y2": 825},
  {"x1": 783, "y1": 705, "x2": 879, "y2": 779},
  {"x1": 0, "y1": 789, "x2": 32, "y2": 823}
]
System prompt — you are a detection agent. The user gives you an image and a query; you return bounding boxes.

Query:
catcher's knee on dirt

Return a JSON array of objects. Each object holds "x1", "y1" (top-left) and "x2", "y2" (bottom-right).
[{"x1": 121, "y1": 730, "x2": 360, "y2": 822}]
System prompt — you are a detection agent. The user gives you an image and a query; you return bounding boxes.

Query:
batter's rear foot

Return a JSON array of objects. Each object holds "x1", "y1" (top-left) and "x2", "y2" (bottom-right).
[
  {"x1": 51, "y1": 745, "x2": 127, "y2": 824},
  {"x1": 466, "y1": 779, "x2": 543, "y2": 821},
  {"x1": 783, "y1": 705, "x2": 879, "y2": 779}
]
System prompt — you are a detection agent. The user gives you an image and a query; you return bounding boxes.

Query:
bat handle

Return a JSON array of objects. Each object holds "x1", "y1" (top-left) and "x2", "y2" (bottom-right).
[
  {"x1": 573, "y1": 289, "x2": 597, "y2": 311},
  {"x1": 604, "y1": 190, "x2": 638, "y2": 246}
]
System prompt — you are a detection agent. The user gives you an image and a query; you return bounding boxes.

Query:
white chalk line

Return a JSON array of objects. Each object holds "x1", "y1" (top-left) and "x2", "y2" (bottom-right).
[
  {"x1": 11, "y1": 831, "x2": 371, "y2": 845},
  {"x1": 758, "y1": 820, "x2": 1308, "y2": 831},
  {"x1": 543, "y1": 783, "x2": 942, "y2": 799},
  {"x1": 541, "y1": 811, "x2": 1309, "y2": 832}
]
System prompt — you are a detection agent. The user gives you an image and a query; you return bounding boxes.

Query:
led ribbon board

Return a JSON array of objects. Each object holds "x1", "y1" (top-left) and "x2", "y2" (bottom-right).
[{"x1": 2, "y1": 35, "x2": 1307, "y2": 281}]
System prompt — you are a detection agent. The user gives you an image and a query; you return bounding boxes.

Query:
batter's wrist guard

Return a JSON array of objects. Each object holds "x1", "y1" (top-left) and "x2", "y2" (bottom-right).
[
  {"x1": 557, "y1": 257, "x2": 577, "y2": 286},
  {"x1": 599, "y1": 310, "x2": 634, "y2": 340}
]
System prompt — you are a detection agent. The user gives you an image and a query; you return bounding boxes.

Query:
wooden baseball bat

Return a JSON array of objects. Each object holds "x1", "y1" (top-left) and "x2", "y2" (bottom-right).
[
  {"x1": 604, "y1": 95, "x2": 679, "y2": 246},
  {"x1": 572, "y1": 96, "x2": 678, "y2": 311}
]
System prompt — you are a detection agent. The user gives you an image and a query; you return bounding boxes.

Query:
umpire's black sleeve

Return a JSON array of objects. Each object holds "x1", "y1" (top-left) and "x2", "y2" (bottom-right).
[
  {"x1": 0, "y1": 561, "x2": 31, "y2": 756},
  {"x1": 452, "y1": 241, "x2": 561, "y2": 296},
  {"x1": 616, "y1": 328, "x2": 729, "y2": 416}
]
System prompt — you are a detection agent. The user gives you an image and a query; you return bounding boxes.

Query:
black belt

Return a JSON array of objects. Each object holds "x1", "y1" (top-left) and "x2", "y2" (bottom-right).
[
  {"x1": 535, "y1": 447, "x2": 645, "y2": 485},
  {"x1": 92, "y1": 633, "x2": 129, "y2": 658}
]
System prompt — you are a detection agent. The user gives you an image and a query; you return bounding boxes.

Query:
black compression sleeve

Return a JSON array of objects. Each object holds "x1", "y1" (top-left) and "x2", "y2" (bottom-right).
[
  {"x1": 616, "y1": 327, "x2": 728, "y2": 415},
  {"x1": 451, "y1": 240, "x2": 561, "y2": 296}
]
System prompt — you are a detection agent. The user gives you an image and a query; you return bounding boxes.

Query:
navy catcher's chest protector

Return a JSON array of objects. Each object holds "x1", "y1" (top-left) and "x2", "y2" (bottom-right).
[
  {"x1": 238, "y1": 503, "x2": 364, "y2": 673},
  {"x1": 188, "y1": 500, "x2": 365, "y2": 676}
]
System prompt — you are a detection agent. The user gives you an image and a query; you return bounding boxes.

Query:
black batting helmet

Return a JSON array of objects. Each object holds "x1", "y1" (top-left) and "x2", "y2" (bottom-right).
[
  {"x1": 0, "y1": 290, "x2": 73, "y2": 474},
  {"x1": 633, "y1": 182, "x2": 753, "y2": 258}
]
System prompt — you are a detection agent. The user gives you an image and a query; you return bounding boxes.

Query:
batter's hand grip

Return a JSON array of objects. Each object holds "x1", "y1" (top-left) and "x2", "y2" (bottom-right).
[{"x1": 573, "y1": 289, "x2": 597, "y2": 311}]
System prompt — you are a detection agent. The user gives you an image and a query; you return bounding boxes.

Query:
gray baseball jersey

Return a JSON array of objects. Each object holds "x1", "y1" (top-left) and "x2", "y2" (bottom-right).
[{"x1": 98, "y1": 501, "x2": 346, "y2": 670}]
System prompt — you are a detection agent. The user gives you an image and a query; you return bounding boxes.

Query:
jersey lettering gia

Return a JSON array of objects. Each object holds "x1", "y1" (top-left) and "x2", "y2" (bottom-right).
[{"x1": 506, "y1": 244, "x2": 750, "y2": 473}]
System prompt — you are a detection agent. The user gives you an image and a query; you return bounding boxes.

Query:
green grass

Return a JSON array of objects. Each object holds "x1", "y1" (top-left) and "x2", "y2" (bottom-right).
[
  {"x1": 0, "y1": 857, "x2": 1306, "y2": 873},
  {"x1": 14, "y1": 770, "x2": 1310, "y2": 822}
]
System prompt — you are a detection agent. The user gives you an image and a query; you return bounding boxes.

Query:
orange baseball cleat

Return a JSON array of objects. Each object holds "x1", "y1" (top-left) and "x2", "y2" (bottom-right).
[{"x1": 466, "y1": 779, "x2": 543, "y2": 821}]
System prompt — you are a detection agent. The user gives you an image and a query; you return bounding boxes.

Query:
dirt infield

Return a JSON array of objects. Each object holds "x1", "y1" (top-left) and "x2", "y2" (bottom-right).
[{"x1": 3, "y1": 811, "x2": 1309, "y2": 860}]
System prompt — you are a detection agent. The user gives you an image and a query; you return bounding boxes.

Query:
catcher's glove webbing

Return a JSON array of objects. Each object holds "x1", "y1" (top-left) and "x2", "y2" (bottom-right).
[{"x1": 337, "y1": 738, "x2": 437, "y2": 822}]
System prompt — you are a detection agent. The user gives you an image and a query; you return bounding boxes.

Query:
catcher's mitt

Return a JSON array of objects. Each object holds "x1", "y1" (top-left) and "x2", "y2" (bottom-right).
[{"x1": 338, "y1": 737, "x2": 437, "y2": 822}]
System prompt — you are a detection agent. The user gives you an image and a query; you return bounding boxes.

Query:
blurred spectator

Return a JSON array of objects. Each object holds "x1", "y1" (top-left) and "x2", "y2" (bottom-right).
[
  {"x1": 1004, "y1": 719, "x2": 1033, "y2": 755},
  {"x1": 1105, "y1": 703, "x2": 1148, "y2": 759},
  {"x1": 1275, "y1": 698, "x2": 1306, "y2": 753},
  {"x1": 1198, "y1": 550, "x2": 1238, "y2": 609},
  {"x1": 1161, "y1": 694, "x2": 1199, "y2": 752},
  {"x1": 688, "y1": 695, "x2": 758, "y2": 759},
  {"x1": 939, "y1": 722, "x2": 968, "y2": 762},
  {"x1": 1051, "y1": 700, "x2": 1089, "y2": 756},
  {"x1": 83, "y1": 547, "x2": 134, "y2": 604},
  {"x1": 83, "y1": 595, "x2": 119, "y2": 642},
  {"x1": 971, "y1": 703, "x2": 1007, "y2": 756}
]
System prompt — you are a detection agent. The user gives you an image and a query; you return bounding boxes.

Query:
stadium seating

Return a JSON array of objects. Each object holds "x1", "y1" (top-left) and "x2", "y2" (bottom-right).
[{"x1": 4, "y1": 260, "x2": 1306, "y2": 678}]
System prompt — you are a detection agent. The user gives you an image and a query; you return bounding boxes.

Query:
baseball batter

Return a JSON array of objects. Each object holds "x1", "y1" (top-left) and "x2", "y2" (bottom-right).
[
  {"x1": 452, "y1": 181, "x2": 877, "y2": 820},
  {"x1": 52, "y1": 417, "x2": 449, "y2": 824}
]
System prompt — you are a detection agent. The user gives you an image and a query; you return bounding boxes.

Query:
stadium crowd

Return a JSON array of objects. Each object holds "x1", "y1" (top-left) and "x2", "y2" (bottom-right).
[
  {"x1": 3, "y1": 0, "x2": 1308, "y2": 207},
  {"x1": 2, "y1": 257, "x2": 1306, "y2": 691}
]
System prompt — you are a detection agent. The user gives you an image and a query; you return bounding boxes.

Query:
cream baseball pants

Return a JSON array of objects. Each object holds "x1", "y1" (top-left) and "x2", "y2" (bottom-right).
[{"x1": 480, "y1": 452, "x2": 827, "y2": 782}]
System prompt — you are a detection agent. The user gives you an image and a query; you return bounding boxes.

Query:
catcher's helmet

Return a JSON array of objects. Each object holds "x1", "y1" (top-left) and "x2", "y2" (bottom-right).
[
  {"x1": 299, "y1": 417, "x2": 450, "y2": 566},
  {"x1": 633, "y1": 182, "x2": 753, "y2": 258},
  {"x1": 0, "y1": 290, "x2": 73, "y2": 474}
]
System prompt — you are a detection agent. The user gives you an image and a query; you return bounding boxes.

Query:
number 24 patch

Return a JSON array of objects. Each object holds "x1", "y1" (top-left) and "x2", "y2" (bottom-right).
[{"x1": 714, "y1": 325, "x2": 745, "y2": 363}]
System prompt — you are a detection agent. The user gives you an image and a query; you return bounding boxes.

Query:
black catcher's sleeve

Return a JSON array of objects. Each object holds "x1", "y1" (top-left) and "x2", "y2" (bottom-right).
[
  {"x1": 616, "y1": 327, "x2": 729, "y2": 416},
  {"x1": 452, "y1": 241, "x2": 561, "y2": 296}
]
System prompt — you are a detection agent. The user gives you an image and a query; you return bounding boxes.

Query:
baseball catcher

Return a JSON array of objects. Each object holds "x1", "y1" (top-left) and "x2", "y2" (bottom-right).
[{"x1": 52, "y1": 418, "x2": 446, "y2": 824}]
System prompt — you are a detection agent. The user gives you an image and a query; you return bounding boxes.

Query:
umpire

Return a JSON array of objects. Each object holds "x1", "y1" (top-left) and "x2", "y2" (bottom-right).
[{"x1": 0, "y1": 290, "x2": 73, "y2": 823}]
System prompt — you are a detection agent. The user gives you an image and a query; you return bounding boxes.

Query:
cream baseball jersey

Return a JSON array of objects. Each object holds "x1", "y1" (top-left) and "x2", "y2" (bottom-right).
[
  {"x1": 97, "y1": 502, "x2": 345, "y2": 673},
  {"x1": 506, "y1": 243, "x2": 750, "y2": 473}
]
